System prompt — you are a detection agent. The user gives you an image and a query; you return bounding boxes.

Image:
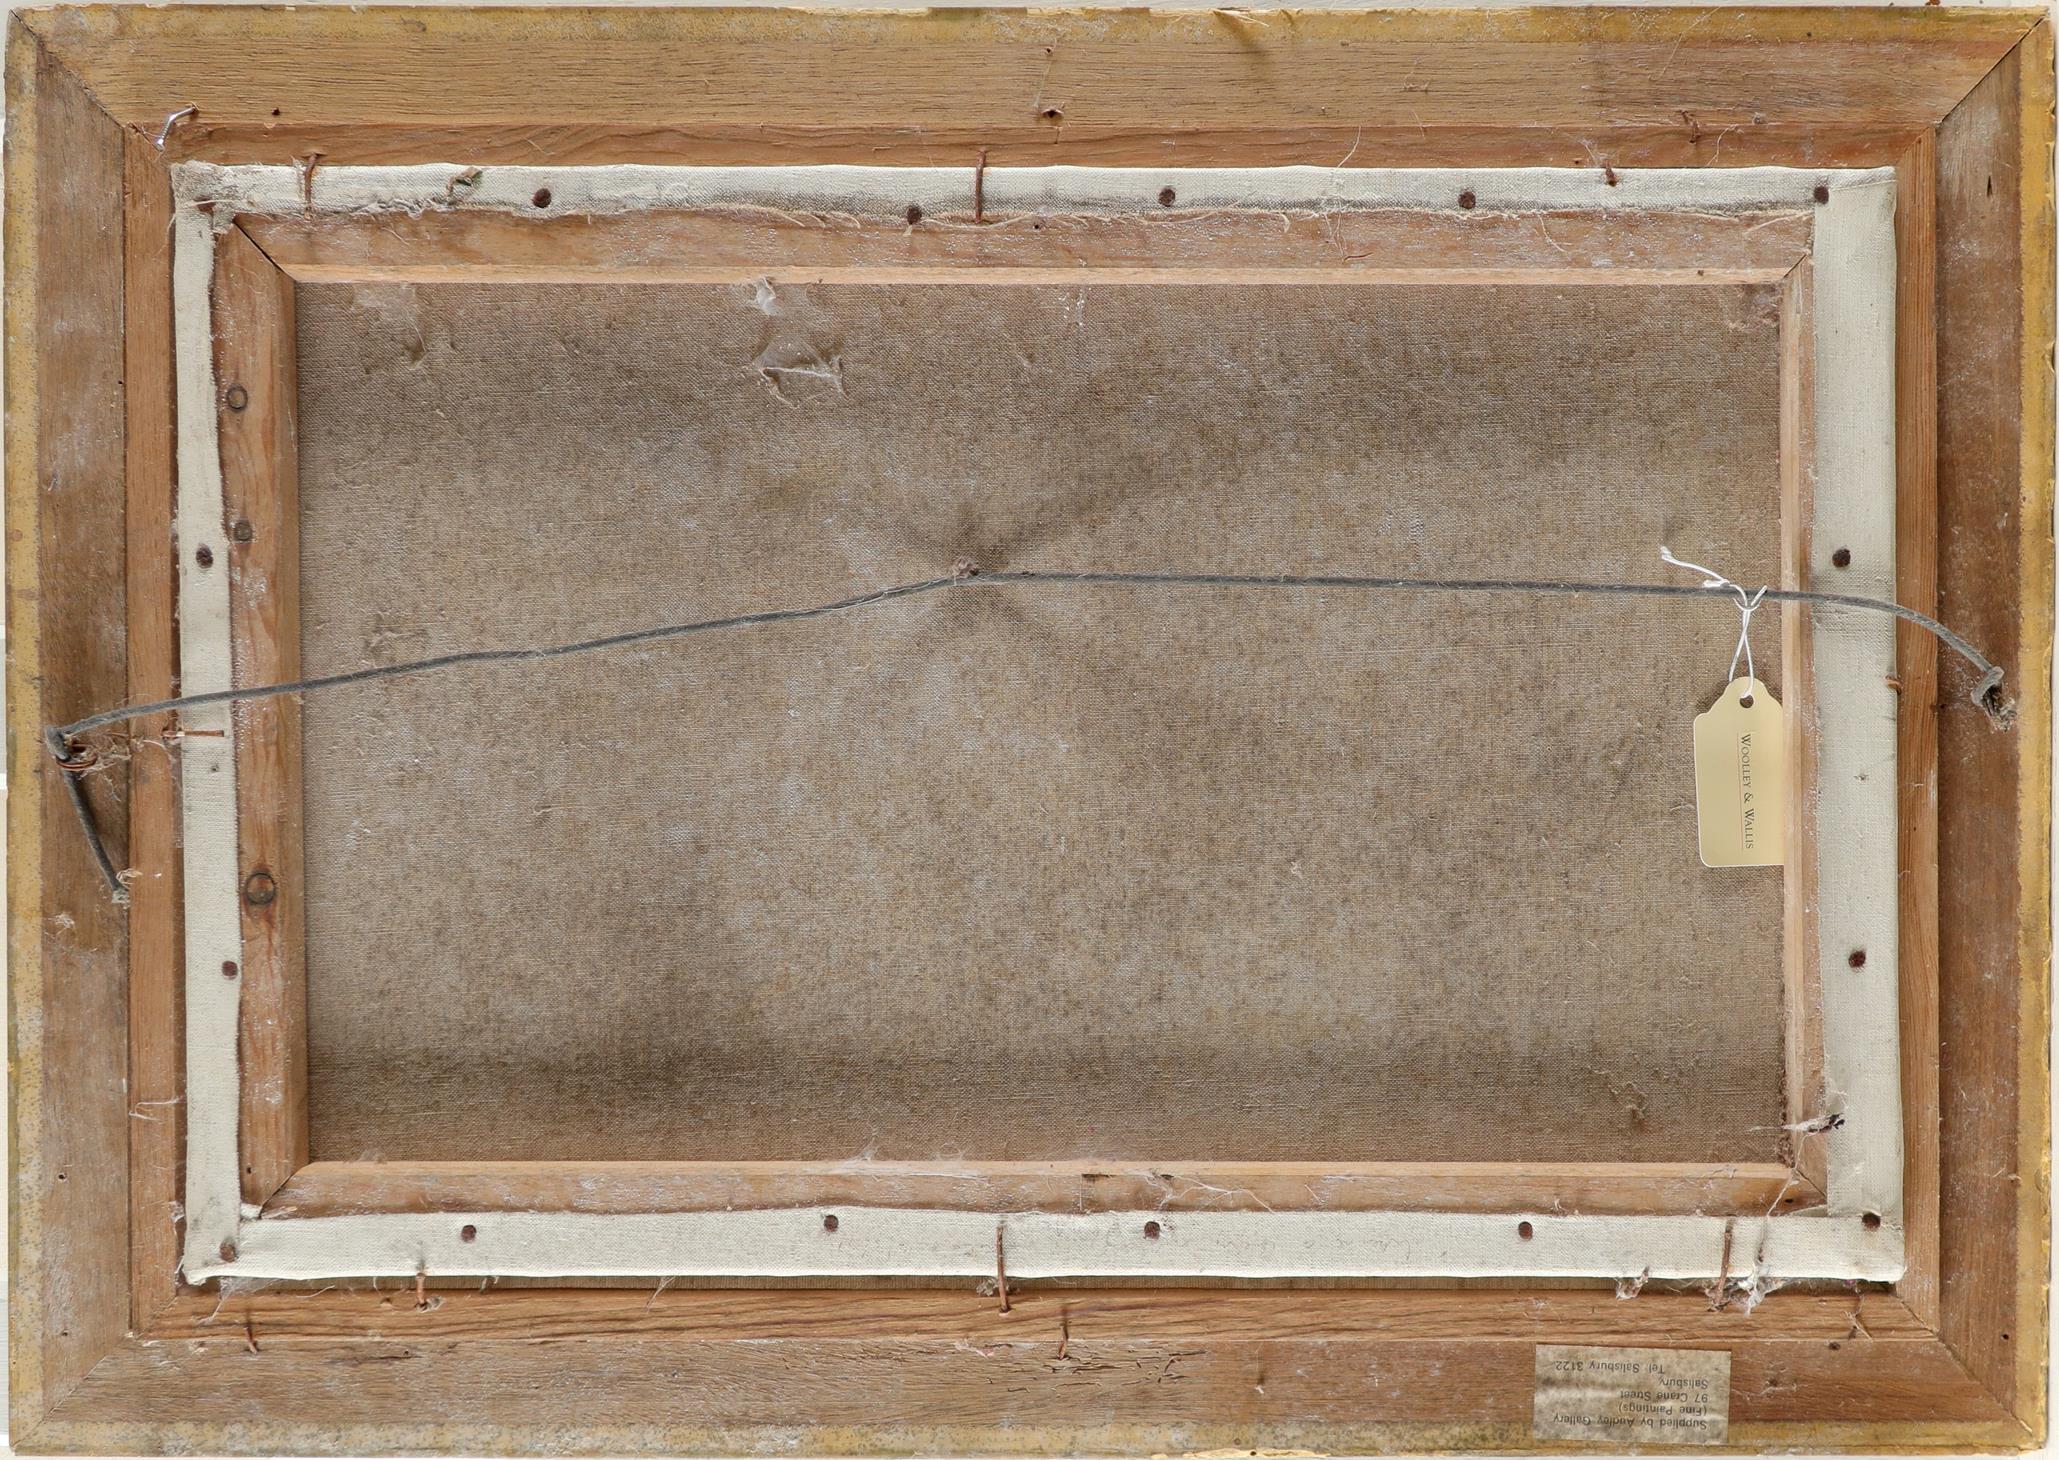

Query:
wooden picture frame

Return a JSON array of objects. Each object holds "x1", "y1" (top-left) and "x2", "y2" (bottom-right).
[{"x1": 8, "y1": 5, "x2": 2052, "y2": 1452}]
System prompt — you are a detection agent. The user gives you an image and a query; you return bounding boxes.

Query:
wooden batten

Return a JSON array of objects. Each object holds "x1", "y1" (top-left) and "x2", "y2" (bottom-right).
[
  {"x1": 211, "y1": 222, "x2": 309, "y2": 1207},
  {"x1": 265, "y1": 1159, "x2": 1824, "y2": 1221}
]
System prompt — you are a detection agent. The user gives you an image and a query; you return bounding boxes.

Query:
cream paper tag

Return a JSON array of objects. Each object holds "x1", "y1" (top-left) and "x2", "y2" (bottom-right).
[
  {"x1": 1692, "y1": 676, "x2": 1786, "y2": 868},
  {"x1": 1534, "y1": 1344, "x2": 1730, "y2": 1445}
]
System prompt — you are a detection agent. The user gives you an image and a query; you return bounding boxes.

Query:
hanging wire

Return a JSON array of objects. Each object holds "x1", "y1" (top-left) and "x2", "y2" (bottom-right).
[{"x1": 46, "y1": 562, "x2": 2009, "y2": 904}]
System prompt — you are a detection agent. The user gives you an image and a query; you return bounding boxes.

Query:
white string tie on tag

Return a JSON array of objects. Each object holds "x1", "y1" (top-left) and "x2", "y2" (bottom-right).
[{"x1": 1660, "y1": 547, "x2": 1769, "y2": 699}]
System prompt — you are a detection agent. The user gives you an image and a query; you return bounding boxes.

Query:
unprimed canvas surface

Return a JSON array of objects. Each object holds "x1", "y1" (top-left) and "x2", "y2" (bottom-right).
[{"x1": 294, "y1": 278, "x2": 1789, "y2": 1164}]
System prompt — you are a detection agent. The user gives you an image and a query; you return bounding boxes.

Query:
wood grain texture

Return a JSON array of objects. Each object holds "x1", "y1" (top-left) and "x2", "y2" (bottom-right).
[
  {"x1": 142, "y1": 1284, "x2": 1931, "y2": 1343},
  {"x1": 121, "y1": 130, "x2": 186, "y2": 1330},
  {"x1": 20, "y1": 5, "x2": 2037, "y2": 140},
  {"x1": 240, "y1": 204, "x2": 1815, "y2": 285},
  {"x1": 212, "y1": 224, "x2": 308, "y2": 1207},
  {"x1": 138, "y1": 121, "x2": 1930, "y2": 172},
  {"x1": 264, "y1": 1159, "x2": 1824, "y2": 1220},
  {"x1": 1778, "y1": 257, "x2": 1826, "y2": 1193},
  {"x1": 1932, "y1": 23, "x2": 2053, "y2": 1440},
  {"x1": 2007, "y1": 26, "x2": 2056, "y2": 1441},
  {"x1": 3, "y1": 3, "x2": 2049, "y2": 1453},
  {"x1": 1893, "y1": 128, "x2": 1942, "y2": 1334},
  {"x1": 3, "y1": 17, "x2": 133, "y2": 1443},
  {"x1": 31, "y1": 1290, "x2": 2021, "y2": 1455}
]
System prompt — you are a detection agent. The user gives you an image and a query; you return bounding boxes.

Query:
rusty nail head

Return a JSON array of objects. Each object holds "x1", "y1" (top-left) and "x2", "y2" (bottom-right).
[
  {"x1": 224, "y1": 384, "x2": 249, "y2": 412},
  {"x1": 232, "y1": 520, "x2": 255, "y2": 543},
  {"x1": 194, "y1": 544, "x2": 214, "y2": 569},
  {"x1": 244, "y1": 868, "x2": 278, "y2": 906}
]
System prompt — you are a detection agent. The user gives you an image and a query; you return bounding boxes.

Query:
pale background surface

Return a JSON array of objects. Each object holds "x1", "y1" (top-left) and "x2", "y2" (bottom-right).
[
  {"x1": 292, "y1": 277, "x2": 1791, "y2": 1166},
  {"x1": 0, "y1": 1, "x2": 2052, "y2": 1456}
]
